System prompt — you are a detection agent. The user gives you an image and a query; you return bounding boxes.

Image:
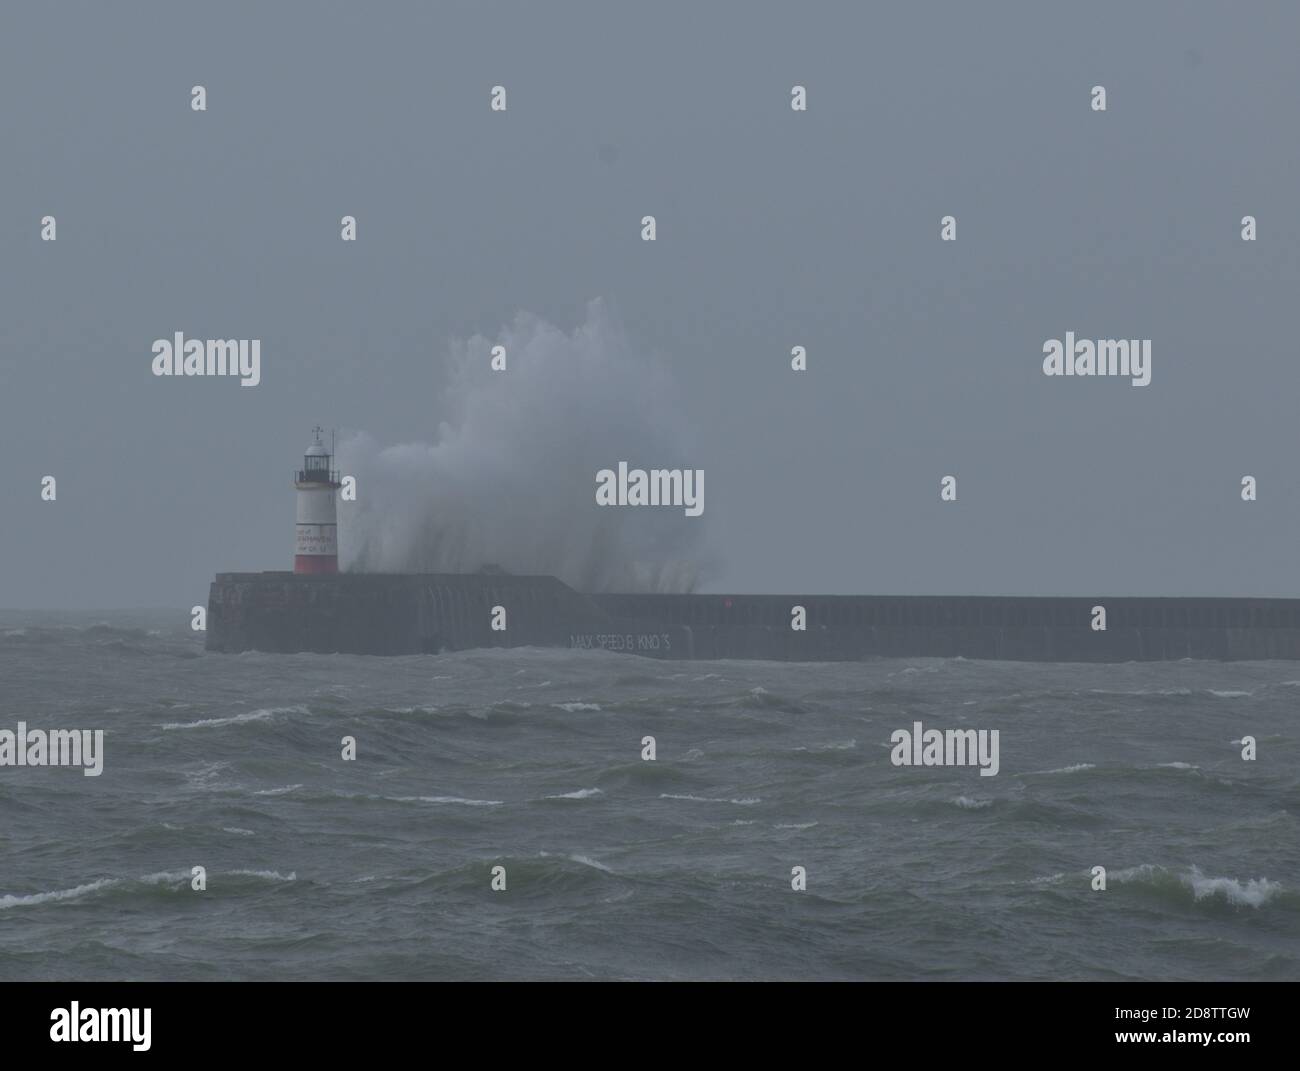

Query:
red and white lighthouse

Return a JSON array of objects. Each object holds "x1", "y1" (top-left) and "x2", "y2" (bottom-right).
[{"x1": 293, "y1": 427, "x2": 341, "y2": 574}]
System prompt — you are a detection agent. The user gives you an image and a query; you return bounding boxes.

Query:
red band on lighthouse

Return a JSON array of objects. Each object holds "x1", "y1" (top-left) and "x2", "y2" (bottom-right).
[{"x1": 293, "y1": 553, "x2": 338, "y2": 575}]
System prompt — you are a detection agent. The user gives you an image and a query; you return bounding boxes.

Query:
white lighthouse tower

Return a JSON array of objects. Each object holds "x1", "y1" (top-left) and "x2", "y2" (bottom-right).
[{"x1": 293, "y1": 427, "x2": 341, "y2": 575}]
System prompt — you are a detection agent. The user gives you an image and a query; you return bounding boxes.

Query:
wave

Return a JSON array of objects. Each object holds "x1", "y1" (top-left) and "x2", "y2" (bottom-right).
[
  {"x1": 592, "y1": 759, "x2": 691, "y2": 791},
  {"x1": 0, "y1": 623, "x2": 196, "y2": 658},
  {"x1": 234, "y1": 786, "x2": 511, "y2": 809},
  {"x1": 1025, "y1": 763, "x2": 1095, "y2": 776},
  {"x1": 0, "y1": 624, "x2": 151, "y2": 643},
  {"x1": 0, "y1": 878, "x2": 118, "y2": 909},
  {"x1": 542, "y1": 788, "x2": 603, "y2": 800},
  {"x1": 660, "y1": 793, "x2": 761, "y2": 806},
  {"x1": 338, "y1": 302, "x2": 712, "y2": 592},
  {"x1": 162, "y1": 706, "x2": 307, "y2": 731},
  {"x1": 791, "y1": 740, "x2": 857, "y2": 752},
  {"x1": 1109, "y1": 864, "x2": 1287, "y2": 909},
  {"x1": 1027, "y1": 872, "x2": 1067, "y2": 886},
  {"x1": 0, "y1": 868, "x2": 294, "y2": 910},
  {"x1": 227, "y1": 869, "x2": 297, "y2": 882},
  {"x1": 538, "y1": 851, "x2": 613, "y2": 873},
  {"x1": 893, "y1": 794, "x2": 1101, "y2": 827},
  {"x1": 389, "y1": 852, "x2": 620, "y2": 898},
  {"x1": 1187, "y1": 867, "x2": 1281, "y2": 908},
  {"x1": 723, "y1": 688, "x2": 808, "y2": 714},
  {"x1": 1085, "y1": 686, "x2": 1261, "y2": 702}
]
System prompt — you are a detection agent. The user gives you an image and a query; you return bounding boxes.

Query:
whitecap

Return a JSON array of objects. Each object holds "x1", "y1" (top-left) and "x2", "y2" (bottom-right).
[
  {"x1": 229, "y1": 869, "x2": 297, "y2": 882},
  {"x1": 163, "y1": 706, "x2": 302, "y2": 731},
  {"x1": 1028, "y1": 763, "x2": 1095, "y2": 775},
  {"x1": 1187, "y1": 867, "x2": 1281, "y2": 908},
  {"x1": 538, "y1": 851, "x2": 613, "y2": 873},
  {"x1": 137, "y1": 870, "x2": 190, "y2": 885},
  {"x1": 1029, "y1": 872, "x2": 1066, "y2": 886},
  {"x1": 0, "y1": 878, "x2": 117, "y2": 909}
]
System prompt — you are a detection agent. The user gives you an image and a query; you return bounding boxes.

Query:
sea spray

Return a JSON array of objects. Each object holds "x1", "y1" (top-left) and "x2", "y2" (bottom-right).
[{"x1": 338, "y1": 300, "x2": 713, "y2": 592}]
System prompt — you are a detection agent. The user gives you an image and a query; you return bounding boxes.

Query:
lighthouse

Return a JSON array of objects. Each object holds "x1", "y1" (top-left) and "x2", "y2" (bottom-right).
[{"x1": 293, "y1": 427, "x2": 341, "y2": 574}]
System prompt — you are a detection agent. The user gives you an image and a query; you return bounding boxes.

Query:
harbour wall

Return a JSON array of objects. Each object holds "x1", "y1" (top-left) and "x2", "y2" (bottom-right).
[
  {"x1": 206, "y1": 574, "x2": 1300, "y2": 661},
  {"x1": 207, "y1": 572, "x2": 620, "y2": 655}
]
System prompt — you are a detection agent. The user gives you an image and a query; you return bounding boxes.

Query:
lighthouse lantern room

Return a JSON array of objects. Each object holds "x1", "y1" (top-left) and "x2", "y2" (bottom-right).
[{"x1": 293, "y1": 427, "x2": 341, "y2": 574}]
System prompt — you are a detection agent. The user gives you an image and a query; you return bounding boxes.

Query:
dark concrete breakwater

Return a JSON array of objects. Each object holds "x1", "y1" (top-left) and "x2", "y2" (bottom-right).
[{"x1": 206, "y1": 572, "x2": 1300, "y2": 662}]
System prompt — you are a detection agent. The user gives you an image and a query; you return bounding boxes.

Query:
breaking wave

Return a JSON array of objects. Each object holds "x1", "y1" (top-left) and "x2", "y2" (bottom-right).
[
  {"x1": 338, "y1": 301, "x2": 713, "y2": 592},
  {"x1": 1109, "y1": 864, "x2": 1287, "y2": 909}
]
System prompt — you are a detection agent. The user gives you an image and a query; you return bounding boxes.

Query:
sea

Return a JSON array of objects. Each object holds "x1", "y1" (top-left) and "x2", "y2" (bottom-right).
[{"x1": 1, "y1": 609, "x2": 1297, "y2": 981}]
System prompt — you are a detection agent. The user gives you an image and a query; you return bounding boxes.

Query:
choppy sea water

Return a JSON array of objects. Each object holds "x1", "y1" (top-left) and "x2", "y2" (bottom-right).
[{"x1": 0, "y1": 609, "x2": 1297, "y2": 981}]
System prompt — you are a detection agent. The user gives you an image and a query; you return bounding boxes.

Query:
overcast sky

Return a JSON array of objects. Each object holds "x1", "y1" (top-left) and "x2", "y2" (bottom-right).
[{"x1": 2, "y1": 1, "x2": 1299, "y2": 608}]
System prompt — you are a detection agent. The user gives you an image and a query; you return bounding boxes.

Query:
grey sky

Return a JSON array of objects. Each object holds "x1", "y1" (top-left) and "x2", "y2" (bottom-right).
[{"x1": 2, "y1": 1, "x2": 1299, "y2": 608}]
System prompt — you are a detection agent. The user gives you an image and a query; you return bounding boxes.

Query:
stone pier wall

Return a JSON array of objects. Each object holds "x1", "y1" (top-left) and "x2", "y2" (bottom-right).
[{"x1": 207, "y1": 575, "x2": 1300, "y2": 661}]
